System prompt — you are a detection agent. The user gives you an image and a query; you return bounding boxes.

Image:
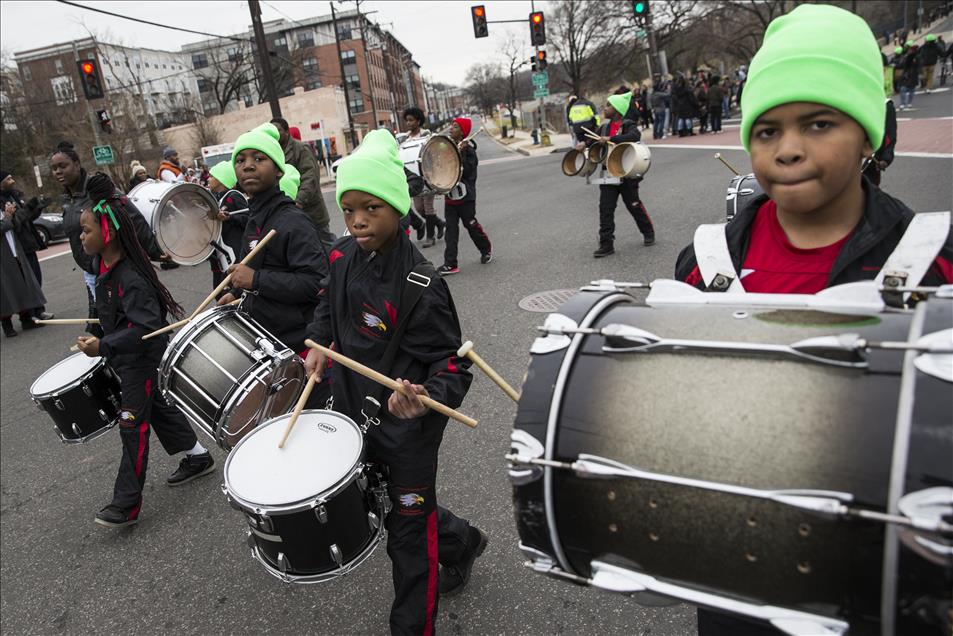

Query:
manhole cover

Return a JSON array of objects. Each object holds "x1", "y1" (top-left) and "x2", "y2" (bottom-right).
[{"x1": 518, "y1": 289, "x2": 579, "y2": 312}]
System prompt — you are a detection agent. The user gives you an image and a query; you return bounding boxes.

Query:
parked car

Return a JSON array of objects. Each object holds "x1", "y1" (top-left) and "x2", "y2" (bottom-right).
[{"x1": 32, "y1": 204, "x2": 66, "y2": 247}]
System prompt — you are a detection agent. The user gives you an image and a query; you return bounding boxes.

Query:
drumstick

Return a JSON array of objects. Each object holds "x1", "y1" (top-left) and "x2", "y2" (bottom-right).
[
  {"x1": 714, "y1": 152, "x2": 742, "y2": 176},
  {"x1": 457, "y1": 340, "x2": 520, "y2": 403},
  {"x1": 304, "y1": 339, "x2": 477, "y2": 428},
  {"x1": 142, "y1": 297, "x2": 242, "y2": 341},
  {"x1": 188, "y1": 228, "x2": 277, "y2": 320},
  {"x1": 580, "y1": 126, "x2": 601, "y2": 140},
  {"x1": 35, "y1": 318, "x2": 100, "y2": 325},
  {"x1": 278, "y1": 372, "x2": 318, "y2": 448}
]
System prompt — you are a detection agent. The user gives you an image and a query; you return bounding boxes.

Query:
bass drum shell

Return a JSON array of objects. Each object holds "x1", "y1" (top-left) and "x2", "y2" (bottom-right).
[
  {"x1": 561, "y1": 150, "x2": 597, "y2": 178},
  {"x1": 513, "y1": 289, "x2": 952, "y2": 634},
  {"x1": 606, "y1": 142, "x2": 651, "y2": 179},
  {"x1": 400, "y1": 134, "x2": 462, "y2": 194},
  {"x1": 127, "y1": 180, "x2": 222, "y2": 265}
]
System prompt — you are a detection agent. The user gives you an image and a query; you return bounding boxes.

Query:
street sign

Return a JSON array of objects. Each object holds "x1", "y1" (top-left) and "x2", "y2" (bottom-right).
[
  {"x1": 93, "y1": 145, "x2": 114, "y2": 166},
  {"x1": 634, "y1": 28, "x2": 647, "y2": 40},
  {"x1": 532, "y1": 71, "x2": 549, "y2": 86},
  {"x1": 533, "y1": 87, "x2": 550, "y2": 99}
]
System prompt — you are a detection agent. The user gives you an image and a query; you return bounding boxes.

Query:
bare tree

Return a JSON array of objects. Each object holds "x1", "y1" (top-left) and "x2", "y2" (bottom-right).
[
  {"x1": 465, "y1": 62, "x2": 504, "y2": 117},
  {"x1": 548, "y1": 0, "x2": 629, "y2": 95},
  {"x1": 195, "y1": 43, "x2": 255, "y2": 115},
  {"x1": 189, "y1": 103, "x2": 223, "y2": 152},
  {"x1": 498, "y1": 34, "x2": 531, "y2": 130}
]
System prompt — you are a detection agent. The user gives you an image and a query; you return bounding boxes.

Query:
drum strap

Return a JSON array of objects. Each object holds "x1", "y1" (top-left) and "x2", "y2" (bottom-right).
[
  {"x1": 874, "y1": 211, "x2": 951, "y2": 307},
  {"x1": 693, "y1": 223, "x2": 745, "y2": 293},
  {"x1": 362, "y1": 262, "x2": 435, "y2": 423}
]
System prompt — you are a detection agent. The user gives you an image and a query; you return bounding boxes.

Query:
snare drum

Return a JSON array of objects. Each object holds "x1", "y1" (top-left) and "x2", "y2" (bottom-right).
[
  {"x1": 159, "y1": 305, "x2": 304, "y2": 450},
  {"x1": 511, "y1": 287, "x2": 952, "y2": 635},
  {"x1": 127, "y1": 181, "x2": 222, "y2": 265},
  {"x1": 31, "y1": 353, "x2": 121, "y2": 443},
  {"x1": 400, "y1": 134, "x2": 462, "y2": 194},
  {"x1": 223, "y1": 410, "x2": 387, "y2": 583}
]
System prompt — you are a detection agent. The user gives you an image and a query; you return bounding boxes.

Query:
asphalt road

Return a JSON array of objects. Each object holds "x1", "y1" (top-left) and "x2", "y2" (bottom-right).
[{"x1": 2, "y1": 117, "x2": 951, "y2": 635}]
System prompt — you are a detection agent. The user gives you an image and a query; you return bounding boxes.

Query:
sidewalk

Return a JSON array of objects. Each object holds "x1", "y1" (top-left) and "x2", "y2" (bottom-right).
[{"x1": 483, "y1": 120, "x2": 572, "y2": 157}]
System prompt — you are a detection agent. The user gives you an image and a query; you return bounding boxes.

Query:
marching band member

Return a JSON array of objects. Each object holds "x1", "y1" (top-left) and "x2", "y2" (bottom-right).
[
  {"x1": 675, "y1": 4, "x2": 953, "y2": 298},
  {"x1": 207, "y1": 161, "x2": 249, "y2": 292},
  {"x1": 304, "y1": 130, "x2": 487, "y2": 635},
  {"x1": 75, "y1": 173, "x2": 212, "y2": 529},
  {"x1": 402, "y1": 106, "x2": 445, "y2": 246}
]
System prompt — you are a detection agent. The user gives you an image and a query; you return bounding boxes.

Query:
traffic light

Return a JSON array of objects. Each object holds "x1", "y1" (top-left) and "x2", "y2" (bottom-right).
[
  {"x1": 530, "y1": 56, "x2": 538, "y2": 72},
  {"x1": 633, "y1": 1, "x2": 650, "y2": 24},
  {"x1": 77, "y1": 59, "x2": 105, "y2": 100},
  {"x1": 536, "y1": 50, "x2": 548, "y2": 71},
  {"x1": 471, "y1": 5, "x2": 488, "y2": 38},
  {"x1": 529, "y1": 11, "x2": 546, "y2": 46},
  {"x1": 97, "y1": 109, "x2": 111, "y2": 133}
]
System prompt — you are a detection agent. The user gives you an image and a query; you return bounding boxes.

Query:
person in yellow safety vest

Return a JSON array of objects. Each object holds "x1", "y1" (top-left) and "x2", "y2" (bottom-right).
[{"x1": 566, "y1": 95, "x2": 600, "y2": 145}]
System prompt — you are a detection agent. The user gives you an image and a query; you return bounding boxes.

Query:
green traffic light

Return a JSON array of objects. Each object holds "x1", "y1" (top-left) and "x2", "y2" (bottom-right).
[{"x1": 634, "y1": 2, "x2": 645, "y2": 14}]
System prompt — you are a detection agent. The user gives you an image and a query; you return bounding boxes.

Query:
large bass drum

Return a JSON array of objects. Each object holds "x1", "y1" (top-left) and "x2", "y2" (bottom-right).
[
  {"x1": 127, "y1": 180, "x2": 221, "y2": 265},
  {"x1": 399, "y1": 134, "x2": 462, "y2": 195},
  {"x1": 510, "y1": 284, "x2": 952, "y2": 635}
]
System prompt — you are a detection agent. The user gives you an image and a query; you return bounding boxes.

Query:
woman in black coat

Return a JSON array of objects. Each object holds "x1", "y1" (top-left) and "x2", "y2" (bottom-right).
[{"x1": 672, "y1": 76, "x2": 698, "y2": 137}]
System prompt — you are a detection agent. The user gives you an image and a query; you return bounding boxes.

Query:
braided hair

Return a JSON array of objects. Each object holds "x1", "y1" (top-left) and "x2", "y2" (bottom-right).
[{"x1": 86, "y1": 172, "x2": 184, "y2": 319}]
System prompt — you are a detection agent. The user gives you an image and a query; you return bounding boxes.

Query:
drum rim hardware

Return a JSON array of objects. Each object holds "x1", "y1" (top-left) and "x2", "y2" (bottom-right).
[
  {"x1": 128, "y1": 180, "x2": 222, "y2": 266},
  {"x1": 29, "y1": 354, "x2": 109, "y2": 400}
]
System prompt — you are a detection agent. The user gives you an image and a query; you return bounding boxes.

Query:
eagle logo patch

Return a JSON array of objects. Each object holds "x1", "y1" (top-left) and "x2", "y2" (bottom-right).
[
  {"x1": 399, "y1": 493, "x2": 424, "y2": 507},
  {"x1": 362, "y1": 312, "x2": 387, "y2": 332}
]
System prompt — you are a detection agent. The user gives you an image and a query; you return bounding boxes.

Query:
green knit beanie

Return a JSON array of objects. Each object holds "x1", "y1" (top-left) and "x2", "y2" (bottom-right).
[
  {"x1": 925, "y1": 34, "x2": 937, "y2": 42},
  {"x1": 209, "y1": 161, "x2": 237, "y2": 189},
  {"x1": 740, "y1": 4, "x2": 886, "y2": 152},
  {"x1": 279, "y1": 163, "x2": 300, "y2": 200},
  {"x1": 894, "y1": 46, "x2": 903, "y2": 55},
  {"x1": 607, "y1": 92, "x2": 632, "y2": 118},
  {"x1": 335, "y1": 130, "x2": 410, "y2": 216},
  {"x1": 231, "y1": 123, "x2": 287, "y2": 174}
]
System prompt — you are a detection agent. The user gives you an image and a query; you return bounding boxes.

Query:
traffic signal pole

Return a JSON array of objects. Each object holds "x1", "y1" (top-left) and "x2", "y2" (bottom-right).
[
  {"x1": 72, "y1": 42, "x2": 104, "y2": 149},
  {"x1": 249, "y1": 0, "x2": 282, "y2": 119},
  {"x1": 531, "y1": 1, "x2": 549, "y2": 145}
]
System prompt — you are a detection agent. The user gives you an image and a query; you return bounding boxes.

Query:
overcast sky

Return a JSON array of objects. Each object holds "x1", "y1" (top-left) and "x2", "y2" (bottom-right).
[{"x1": 0, "y1": 0, "x2": 551, "y2": 85}]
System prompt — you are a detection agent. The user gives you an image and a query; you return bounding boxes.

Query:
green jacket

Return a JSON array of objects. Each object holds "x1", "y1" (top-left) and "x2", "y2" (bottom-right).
[{"x1": 281, "y1": 137, "x2": 330, "y2": 227}]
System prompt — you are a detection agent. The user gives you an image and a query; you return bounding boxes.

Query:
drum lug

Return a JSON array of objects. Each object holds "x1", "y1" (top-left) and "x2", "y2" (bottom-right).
[
  {"x1": 509, "y1": 430, "x2": 545, "y2": 485},
  {"x1": 82, "y1": 383, "x2": 93, "y2": 397},
  {"x1": 277, "y1": 551, "x2": 289, "y2": 574},
  {"x1": 54, "y1": 398, "x2": 65, "y2": 411},
  {"x1": 98, "y1": 409, "x2": 109, "y2": 422},
  {"x1": 314, "y1": 505, "x2": 328, "y2": 524},
  {"x1": 329, "y1": 544, "x2": 343, "y2": 568},
  {"x1": 259, "y1": 513, "x2": 274, "y2": 533},
  {"x1": 33, "y1": 398, "x2": 43, "y2": 410},
  {"x1": 367, "y1": 511, "x2": 380, "y2": 530},
  {"x1": 71, "y1": 423, "x2": 83, "y2": 438},
  {"x1": 357, "y1": 475, "x2": 368, "y2": 492},
  {"x1": 245, "y1": 529, "x2": 255, "y2": 549}
]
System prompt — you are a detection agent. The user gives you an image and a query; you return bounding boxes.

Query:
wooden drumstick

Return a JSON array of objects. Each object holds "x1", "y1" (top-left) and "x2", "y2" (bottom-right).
[
  {"x1": 714, "y1": 152, "x2": 742, "y2": 176},
  {"x1": 580, "y1": 126, "x2": 601, "y2": 140},
  {"x1": 278, "y1": 372, "x2": 318, "y2": 448},
  {"x1": 457, "y1": 340, "x2": 520, "y2": 403},
  {"x1": 35, "y1": 318, "x2": 100, "y2": 325},
  {"x1": 188, "y1": 228, "x2": 277, "y2": 320},
  {"x1": 142, "y1": 297, "x2": 242, "y2": 341},
  {"x1": 304, "y1": 339, "x2": 477, "y2": 428}
]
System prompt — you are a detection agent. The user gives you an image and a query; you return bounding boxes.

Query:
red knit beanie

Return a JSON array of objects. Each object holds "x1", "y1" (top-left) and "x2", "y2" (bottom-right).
[{"x1": 453, "y1": 117, "x2": 472, "y2": 138}]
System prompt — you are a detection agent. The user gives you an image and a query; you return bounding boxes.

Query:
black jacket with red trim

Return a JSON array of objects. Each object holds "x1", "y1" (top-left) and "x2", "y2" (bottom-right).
[
  {"x1": 93, "y1": 255, "x2": 169, "y2": 369},
  {"x1": 591, "y1": 118, "x2": 642, "y2": 145},
  {"x1": 233, "y1": 185, "x2": 326, "y2": 352},
  {"x1": 674, "y1": 177, "x2": 953, "y2": 289},
  {"x1": 446, "y1": 140, "x2": 478, "y2": 205},
  {"x1": 306, "y1": 229, "x2": 472, "y2": 429}
]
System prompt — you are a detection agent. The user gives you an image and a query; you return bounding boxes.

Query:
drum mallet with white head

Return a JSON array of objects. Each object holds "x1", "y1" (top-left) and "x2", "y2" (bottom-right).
[
  {"x1": 457, "y1": 340, "x2": 521, "y2": 403},
  {"x1": 714, "y1": 153, "x2": 742, "y2": 176}
]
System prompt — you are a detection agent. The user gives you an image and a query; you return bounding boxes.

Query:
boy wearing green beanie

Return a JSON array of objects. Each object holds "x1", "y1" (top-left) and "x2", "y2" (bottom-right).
[
  {"x1": 304, "y1": 129, "x2": 486, "y2": 635},
  {"x1": 206, "y1": 161, "x2": 248, "y2": 292},
  {"x1": 216, "y1": 122, "x2": 328, "y2": 355},
  {"x1": 583, "y1": 88, "x2": 655, "y2": 258},
  {"x1": 675, "y1": 3, "x2": 952, "y2": 301}
]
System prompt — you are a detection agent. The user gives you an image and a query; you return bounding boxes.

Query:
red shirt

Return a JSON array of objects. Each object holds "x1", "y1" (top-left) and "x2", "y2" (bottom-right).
[
  {"x1": 739, "y1": 200, "x2": 853, "y2": 294},
  {"x1": 608, "y1": 120, "x2": 622, "y2": 137}
]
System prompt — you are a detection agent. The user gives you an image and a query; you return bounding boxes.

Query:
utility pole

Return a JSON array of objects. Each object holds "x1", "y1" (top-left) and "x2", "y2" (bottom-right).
[
  {"x1": 72, "y1": 41, "x2": 104, "y2": 149},
  {"x1": 354, "y1": 0, "x2": 379, "y2": 127},
  {"x1": 248, "y1": 0, "x2": 282, "y2": 118},
  {"x1": 331, "y1": 1, "x2": 357, "y2": 149},
  {"x1": 645, "y1": 3, "x2": 663, "y2": 78}
]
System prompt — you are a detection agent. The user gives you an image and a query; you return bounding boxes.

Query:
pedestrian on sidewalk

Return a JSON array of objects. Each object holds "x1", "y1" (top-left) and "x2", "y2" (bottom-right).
[
  {"x1": 897, "y1": 42, "x2": 920, "y2": 109},
  {"x1": 402, "y1": 106, "x2": 445, "y2": 247},
  {"x1": 1, "y1": 173, "x2": 46, "y2": 337},
  {"x1": 672, "y1": 75, "x2": 698, "y2": 136},
  {"x1": 0, "y1": 169, "x2": 53, "y2": 321},
  {"x1": 707, "y1": 76, "x2": 724, "y2": 133},
  {"x1": 919, "y1": 34, "x2": 943, "y2": 91},
  {"x1": 438, "y1": 117, "x2": 492, "y2": 275},
  {"x1": 127, "y1": 160, "x2": 151, "y2": 192},
  {"x1": 650, "y1": 80, "x2": 669, "y2": 140},
  {"x1": 586, "y1": 90, "x2": 655, "y2": 258}
]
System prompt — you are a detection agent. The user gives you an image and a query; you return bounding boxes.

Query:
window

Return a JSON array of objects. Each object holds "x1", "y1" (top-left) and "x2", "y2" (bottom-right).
[
  {"x1": 302, "y1": 57, "x2": 318, "y2": 75},
  {"x1": 338, "y1": 27, "x2": 352, "y2": 40},
  {"x1": 54, "y1": 59, "x2": 64, "y2": 74},
  {"x1": 306, "y1": 79, "x2": 321, "y2": 90},
  {"x1": 340, "y1": 50, "x2": 356, "y2": 61},
  {"x1": 274, "y1": 36, "x2": 287, "y2": 49},
  {"x1": 297, "y1": 31, "x2": 314, "y2": 48},
  {"x1": 348, "y1": 96, "x2": 364, "y2": 113},
  {"x1": 345, "y1": 73, "x2": 361, "y2": 91},
  {"x1": 197, "y1": 78, "x2": 211, "y2": 92},
  {"x1": 192, "y1": 53, "x2": 208, "y2": 69},
  {"x1": 227, "y1": 47, "x2": 240, "y2": 62},
  {"x1": 21, "y1": 65, "x2": 31, "y2": 81},
  {"x1": 243, "y1": 94, "x2": 253, "y2": 107},
  {"x1": 50, "y1": 76, "x2": 76, "y2": 106}
]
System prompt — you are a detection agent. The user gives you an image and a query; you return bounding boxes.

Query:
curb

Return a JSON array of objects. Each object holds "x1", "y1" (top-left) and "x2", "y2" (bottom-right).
[{"x1": 486, "y1": 132, "x2": 524, "y2": 156}]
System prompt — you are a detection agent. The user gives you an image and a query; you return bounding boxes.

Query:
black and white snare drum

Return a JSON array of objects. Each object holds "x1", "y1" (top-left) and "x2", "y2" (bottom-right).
[
  {"x1": 726, "y1": 172, "x2": 764, "y2": 222},
  {"x1": 31, "y1": 353, "x2": 121, "y2": 443},
  {"x1": 127, "y1": 181, "x2": 221, "y2": 265},
  {"x1": 159, "y1": 304, "x2": 305, "y2": 450},
  {"x1": 510, "y1": 285, "x2": 952, "y2": 635},
  {"x1": 223, "y1": 410, "x2": 388, "y2": 583}
]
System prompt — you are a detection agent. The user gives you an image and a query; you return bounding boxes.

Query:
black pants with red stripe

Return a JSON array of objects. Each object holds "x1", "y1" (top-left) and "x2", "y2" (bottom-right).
[
  {"x1": 366, "y1": 420, "x2": 471, "y2": 635},
  {"x1": 111, "y1": 365, "x2": 198, "y2": 514},
  {"x1": 598, "y1": 180, "x2": 654, "y2": 246},
  {"x1": 443, "y1": 200, "x2": 491, "y2": 267}
]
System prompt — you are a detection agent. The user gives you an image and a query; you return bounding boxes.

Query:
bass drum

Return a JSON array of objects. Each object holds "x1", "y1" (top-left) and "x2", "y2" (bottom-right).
[
  {"x1": 127, "y1": 180, "x2": 222, "y2": 265},
  {"x1": 400, "y1": 134, "x2": 462, "y2": 194},
  {"x1": 511, "y1": 287, "x2": 952, "y2": 635}
]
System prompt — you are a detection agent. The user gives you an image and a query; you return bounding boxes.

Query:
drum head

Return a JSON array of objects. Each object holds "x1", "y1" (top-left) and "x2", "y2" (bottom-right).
[
  {"x1": 134, "y1": 182, "x2": 221, "y2": 265},
  {"x1": 225, "y1": 410, "x2": 364, "y2": 509},
  {"x1": 420, "y1": 136, "x2": 461, "y2": 192},
  {"x1": 31, "y1": 353, "x2": 102, "y2": 397},
  {"x1": 608, "y1": 143, "x2": 651, "y2": 178},
  {"x1": 222, "y1": 356, "x2": 305, "y2": 448}
]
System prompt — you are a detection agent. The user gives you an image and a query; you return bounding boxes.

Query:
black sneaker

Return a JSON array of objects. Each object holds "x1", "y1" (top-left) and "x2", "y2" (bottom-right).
[
  {"x1": 593, "y1": 244, "x2": 615, "y2": 258},
  {"x1": 439, "y1": 525, "x2": 488, "y2": 597},
  {"x1": 480, "y1": 252, "x2": 492, "y2": 264},
  {"x1": 38, "y1": 311, "x2": 55, "y2": 320},
  {"x1": 95, "y1": 504, "x2": 139, "y2": 528},
  {"x1": 421, "y1": 237, "x2": 436, "y2": 248},
  {"x1": 643, "y1": 234, "x2": 656, "y2": 246},
  {"x1": 167, "y1": 452, "x2": 215, "y2": 486},
  {"x1": 416, "y1": 224, "x2": 426, "y2": 241},
  {"x1": 437, "y1": 264, "x2": 459, "y2": 276},
  {"x1": 436, "y1": 223, "x2": 445, "y2": 240},
  {"x1": 2, "y1": 319, "x2": 16, "y2": 337}
]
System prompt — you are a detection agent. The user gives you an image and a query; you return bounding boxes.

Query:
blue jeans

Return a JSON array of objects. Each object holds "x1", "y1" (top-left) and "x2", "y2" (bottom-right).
[
  {"x1": 653, "y1": 109, "x2": 666, "y2": 139},
  {"x1": 677, "y1": 117, "x2": 693, "y2": 133},
  {"x1": 899, "y1": 85, "x2": 914, "y2": 107}
]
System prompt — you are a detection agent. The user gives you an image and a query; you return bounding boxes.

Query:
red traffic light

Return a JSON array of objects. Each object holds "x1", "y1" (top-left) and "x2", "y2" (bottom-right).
[
  {"x1": 471, "y1": 5, "x2": 488, "y2": 38},
  {"x1": 474, "y1": 6, "x2": 484, "y2": 17},
  {"x1": 531, "y1": 12, "x2": 542, "y2": 24},
  {"x1": 529, "y1": 11, "x2": 546, "y2": 45},
  {"x1": 81, "y1": 62, "x2": 94, "y2": 74}
]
